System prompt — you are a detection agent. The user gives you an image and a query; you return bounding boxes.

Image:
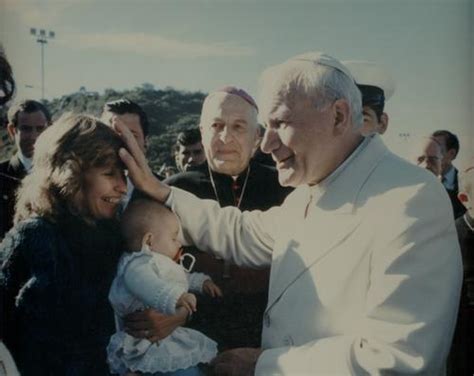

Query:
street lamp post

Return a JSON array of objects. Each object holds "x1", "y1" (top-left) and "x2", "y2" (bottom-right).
[{"x1": 30, "y1": 28, "x2": 55, "y2": 101}]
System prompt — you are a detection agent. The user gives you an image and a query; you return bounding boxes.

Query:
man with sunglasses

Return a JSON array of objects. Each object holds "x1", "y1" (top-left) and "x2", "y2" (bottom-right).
[{"x1": 414, "y1": 136, "x2": 444, "y2": 176}]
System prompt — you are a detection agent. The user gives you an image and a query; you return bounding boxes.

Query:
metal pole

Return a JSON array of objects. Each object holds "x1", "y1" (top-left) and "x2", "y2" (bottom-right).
[
  {"x1": 40, "y1": 40, "x2": 45, "y2": 101},
  {"x1": 30, "y1": 29, "x2": 54, "y2": 101}
]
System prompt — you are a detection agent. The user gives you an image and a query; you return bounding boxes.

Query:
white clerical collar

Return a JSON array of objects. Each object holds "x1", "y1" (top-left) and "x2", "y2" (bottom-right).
[
  {"x1": 308, "y1": 135, "x2": 370, "y2": 200},
  {"x1": 18, "y1": 151, "x2": 33, "y2": 173}
]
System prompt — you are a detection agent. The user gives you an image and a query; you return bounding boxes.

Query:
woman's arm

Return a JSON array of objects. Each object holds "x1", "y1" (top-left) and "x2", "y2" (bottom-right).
[
  {"x1": 0, "y1": 219, "x2": 55, "y2": 353},
  {"x1": 124, "y1": 306, "x2": 189, "y2": 343}
]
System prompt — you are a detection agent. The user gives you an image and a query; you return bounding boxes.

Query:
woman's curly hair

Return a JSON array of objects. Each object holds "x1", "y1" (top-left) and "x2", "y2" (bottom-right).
[
  {"x1": 0, "y1": 49, "x2": 15, "y2": 106},
  {"x1": 14, "y1": 113, "x2": 125, "y2": 223}
]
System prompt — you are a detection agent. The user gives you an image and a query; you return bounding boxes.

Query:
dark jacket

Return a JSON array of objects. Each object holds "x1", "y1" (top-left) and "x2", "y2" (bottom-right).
[
  {"x1": 0, "y1": 154, "x2": 27, "y2": 239},
  {"x1": 0, "y1": 214, "x2": 122, "y2": 375}
]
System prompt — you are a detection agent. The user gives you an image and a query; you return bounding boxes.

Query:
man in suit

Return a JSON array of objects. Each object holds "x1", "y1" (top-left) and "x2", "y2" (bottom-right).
[
  {"x1": 0, "y1": 99, "x2": 51, "y2": 239},
  {"x1": 432, "y1": 130, "x2": 466, "y2": 219},
  {"x1": 101, "y1": 98, "x2": 163, "y2": 208},
  {"x1": 173, "y1": 128, "x2": 206, "y2": 172},
  {"x1": 414, "y1": 136, "x2": 444, "y2": 176},
  {"x1": 116, "y1": 52, "x2": 462, "y2": 375},
  {"x1": 343, "y1": 60, "x2": 395, "y2": 136},
  {"x1": 165, "y1": 87, "x2": 292, "y2": 350}
]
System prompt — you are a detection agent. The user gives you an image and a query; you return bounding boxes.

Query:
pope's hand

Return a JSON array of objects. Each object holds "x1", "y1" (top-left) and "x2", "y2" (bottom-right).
[
  {"x1": 211, "y1": 347, "x2": 263, "y2": 376},
  {"x1": 203, "y1": 280, "x2": 223, "y2": 298}
]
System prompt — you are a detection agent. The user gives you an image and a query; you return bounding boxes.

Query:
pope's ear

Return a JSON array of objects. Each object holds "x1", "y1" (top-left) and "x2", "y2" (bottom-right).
[
  {"x1": 333, "y1": 99, "x2": 350, "y2": 133},
  {"x1": 378, "y1": 113, "x2": 389, "y2": 135}
]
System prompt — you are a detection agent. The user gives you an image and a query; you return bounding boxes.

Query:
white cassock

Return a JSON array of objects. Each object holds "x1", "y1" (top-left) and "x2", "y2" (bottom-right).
[{"x1": 166, "y1": 134, "x2": 462, "y2": 375}]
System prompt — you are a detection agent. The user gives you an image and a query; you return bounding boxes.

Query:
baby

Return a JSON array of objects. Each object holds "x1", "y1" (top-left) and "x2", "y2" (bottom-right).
[{"x1": 107, "y1": 198, "x2": 222, "y2": 376}]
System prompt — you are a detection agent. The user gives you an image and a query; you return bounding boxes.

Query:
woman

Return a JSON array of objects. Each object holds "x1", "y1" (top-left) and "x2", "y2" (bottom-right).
[{"x1": 0, "y1": 114, "x2": 127, "y2": 375}]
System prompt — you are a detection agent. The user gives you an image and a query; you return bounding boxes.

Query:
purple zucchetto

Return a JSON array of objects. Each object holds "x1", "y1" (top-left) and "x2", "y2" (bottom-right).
[{"x1": 212, "y1": 86, "x2": 259, "y2": 113}]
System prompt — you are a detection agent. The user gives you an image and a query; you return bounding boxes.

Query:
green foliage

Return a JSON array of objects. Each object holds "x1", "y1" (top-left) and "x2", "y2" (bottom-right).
[{"x1": 1, "y1": 85, "x2": 206, "y2": 169}]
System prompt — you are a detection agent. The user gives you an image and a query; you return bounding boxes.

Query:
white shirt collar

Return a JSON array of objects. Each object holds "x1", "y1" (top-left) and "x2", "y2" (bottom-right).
[
  {"x1": 17, "y1": 151, "x2": 33, "y2": 173},
  {"x1": 442, "y1": 165, "x2": 456, "y2": 190}
]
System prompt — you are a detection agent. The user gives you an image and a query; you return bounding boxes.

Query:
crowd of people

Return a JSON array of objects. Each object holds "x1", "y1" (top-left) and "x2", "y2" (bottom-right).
[{"x1": 0, "y1": 47, "x2": 472, "y2": 376}]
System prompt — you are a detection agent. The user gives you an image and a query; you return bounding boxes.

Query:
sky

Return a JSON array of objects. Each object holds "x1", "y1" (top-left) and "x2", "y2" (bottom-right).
[{"x1": 1, "y1": 0, "x2": 472, "y2": 167}]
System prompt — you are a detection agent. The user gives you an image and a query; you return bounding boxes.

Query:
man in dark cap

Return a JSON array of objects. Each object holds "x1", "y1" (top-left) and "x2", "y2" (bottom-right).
[{"x1": 343, "y1": 60, "x2": 395, "y2": 136}]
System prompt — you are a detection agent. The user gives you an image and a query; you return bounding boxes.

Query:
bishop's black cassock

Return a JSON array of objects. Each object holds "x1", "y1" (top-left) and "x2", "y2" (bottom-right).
[{"x1": 165, "y1": 160, "x2": 293, "y2": 350}]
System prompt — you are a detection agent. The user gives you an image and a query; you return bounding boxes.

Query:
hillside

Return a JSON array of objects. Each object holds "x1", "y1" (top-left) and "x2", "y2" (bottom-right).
[{"x1": 0, "y1": 84, "x2": 207, "y2": 171}]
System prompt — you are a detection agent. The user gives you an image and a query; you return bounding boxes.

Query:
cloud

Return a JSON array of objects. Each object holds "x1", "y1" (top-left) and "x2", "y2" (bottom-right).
[
  {"x1": 60, "y1": 32, "x2": 255, "y2": 58},
  {"x1": 3, "y1": 0, "x2": 86, "y2": 27}
]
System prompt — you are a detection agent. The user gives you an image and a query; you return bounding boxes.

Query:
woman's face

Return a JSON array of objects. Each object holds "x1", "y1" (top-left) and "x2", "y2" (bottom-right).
[{"x1": 80, "y1": 163, "x2": 127, "y2": 220}]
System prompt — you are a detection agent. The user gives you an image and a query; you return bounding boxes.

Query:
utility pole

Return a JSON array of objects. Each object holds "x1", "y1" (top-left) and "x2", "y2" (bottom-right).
[{"x1": 30, "y1": 28, "x2": 55, "y2": 101}]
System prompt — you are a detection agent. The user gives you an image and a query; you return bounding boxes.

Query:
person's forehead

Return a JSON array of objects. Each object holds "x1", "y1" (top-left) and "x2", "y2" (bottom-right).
[
  {"x1": 158, "y1": 209, "x2": 179, "y2": 232},
  {"x1": 115, "y1": 112, "x2": 140, "y2": 123},
  {"x1": 423, "y1": 140, "x2": 441, "y2": 155},
  {"x1": 362, "y1": 105, "x2": 377, "y2": 114},
  {"x1": 17, "y1": 110, "x2": 48, "y2": 125},
  {"x1": 262, "y1": 86, "x2": 307, "y2": 118},
  {"x1": 203, "y1": 93, "x2": 254, "y2": 120},
  {"x1": 433, "y1": 135, "x2": 447, "y2": 148},
  {"x1": 114, "y1": 113, "x2": 143, "y2": 131}
]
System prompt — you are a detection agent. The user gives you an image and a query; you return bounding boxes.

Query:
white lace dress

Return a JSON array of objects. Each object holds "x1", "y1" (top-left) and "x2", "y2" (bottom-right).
[{"x1": 107, "y1": 249, "x2": 217, "y2": 375}]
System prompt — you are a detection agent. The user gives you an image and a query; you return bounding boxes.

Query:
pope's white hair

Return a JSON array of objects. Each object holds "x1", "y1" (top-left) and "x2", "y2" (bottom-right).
[{"x1": 258, "y1": 58, "x2": 363, "y2": 129}]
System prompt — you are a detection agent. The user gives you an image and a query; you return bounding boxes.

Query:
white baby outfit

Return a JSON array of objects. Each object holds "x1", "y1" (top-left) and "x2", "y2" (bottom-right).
[{"x1": 107, "y1": 248, "x2": 217, "y2": 375}]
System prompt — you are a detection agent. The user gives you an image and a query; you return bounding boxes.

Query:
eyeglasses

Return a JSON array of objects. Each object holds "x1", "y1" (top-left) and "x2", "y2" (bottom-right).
[{"x1": 417, "y1": 155, "x2": 440, "y2": 165}]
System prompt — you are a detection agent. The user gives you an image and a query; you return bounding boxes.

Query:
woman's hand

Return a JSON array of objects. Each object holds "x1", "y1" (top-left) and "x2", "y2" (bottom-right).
[
  {"x1": 124, "y1": 307, "x2": 188, "y2": 343},
  {"x1": 113, "y1": 119, "x2": 171, "y2": 202}
]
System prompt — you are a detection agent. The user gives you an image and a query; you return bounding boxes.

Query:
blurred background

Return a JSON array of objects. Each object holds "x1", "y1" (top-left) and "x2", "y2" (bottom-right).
[{"x1": 1, "y1": 0, "x2": 472, "y2": 169}]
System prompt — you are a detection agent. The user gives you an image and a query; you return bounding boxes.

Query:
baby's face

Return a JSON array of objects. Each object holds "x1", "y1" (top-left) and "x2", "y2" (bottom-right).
[{"x1": 150, "y1": 212, "x2": 182, "y2": 261}]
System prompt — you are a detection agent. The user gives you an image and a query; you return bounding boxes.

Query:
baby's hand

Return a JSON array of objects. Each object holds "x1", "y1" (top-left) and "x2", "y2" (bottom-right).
[
  {"x1": 176, "y1": 292, "x2": 197, "y2": 315},
  {"x1": 203, "y1": 280, "x2": 223, "y2": 298}
]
